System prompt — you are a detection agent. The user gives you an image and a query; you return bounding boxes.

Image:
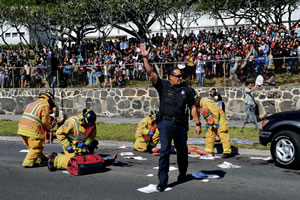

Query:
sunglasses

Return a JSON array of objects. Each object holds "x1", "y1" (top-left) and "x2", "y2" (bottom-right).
[{"x1": 172, "y1": 74, "x2": 183, "y2": 78}]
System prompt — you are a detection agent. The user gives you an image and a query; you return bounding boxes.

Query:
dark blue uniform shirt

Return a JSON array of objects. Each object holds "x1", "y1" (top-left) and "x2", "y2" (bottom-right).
[{"x1": 154, "y1": 78, "x2": 195, "y2": 118}]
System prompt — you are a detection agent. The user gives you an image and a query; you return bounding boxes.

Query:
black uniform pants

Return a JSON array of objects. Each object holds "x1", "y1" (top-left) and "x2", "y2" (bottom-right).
[{"x1": 157, "y1": 120, "x2": 188, "y2": 185}]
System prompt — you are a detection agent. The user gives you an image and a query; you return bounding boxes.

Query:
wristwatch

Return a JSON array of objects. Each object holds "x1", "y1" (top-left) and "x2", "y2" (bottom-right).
[{"x1": 196, "y1": 123, "x2": 201, "y2": 127}]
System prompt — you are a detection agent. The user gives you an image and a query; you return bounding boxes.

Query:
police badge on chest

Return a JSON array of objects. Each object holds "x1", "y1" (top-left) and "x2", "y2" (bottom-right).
[{"x1": 181, "y1": 89, "x2": 187, "y2": 99}]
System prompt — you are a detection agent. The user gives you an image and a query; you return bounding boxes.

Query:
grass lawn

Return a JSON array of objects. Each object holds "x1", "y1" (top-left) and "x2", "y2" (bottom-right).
[{"x1": 0, "y1": 120, "x2": 269, "y2": 150}]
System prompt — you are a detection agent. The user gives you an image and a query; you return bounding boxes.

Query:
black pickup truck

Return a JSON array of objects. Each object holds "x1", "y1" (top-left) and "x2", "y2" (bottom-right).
[{"x1": 260, "y1": 110, "x2": 300, "y2": 168}]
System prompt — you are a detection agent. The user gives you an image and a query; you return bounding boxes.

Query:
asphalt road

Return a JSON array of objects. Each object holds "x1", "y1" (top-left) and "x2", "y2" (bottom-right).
[{"x1": 0, "y1": 141, "x2": 299, "y2": 200}]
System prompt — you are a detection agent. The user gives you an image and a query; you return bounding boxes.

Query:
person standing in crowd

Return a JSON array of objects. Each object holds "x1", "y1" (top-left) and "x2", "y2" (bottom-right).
[
  {"x1": 139, "y1": 43, "x2": 201, "y2": 192},
  {"x1": 103, "y1": 60, "x2": 113, "y2": 88},
  {"x1": 48, "y1": 51, "x2": 59, "y2": 88},
  {"x1": 48, "y1": 108, "x2": 98, "y2": 171},
  {"x1": 272, "y1": 38, "x2": 283, "y2": 74},
  {"x1": 244, "y1": 81, "x2": 259, "y2": 124},
  {"x1": 255, "y1": 50, "x2": 267, "y2": 77},
  {"x1": 195, "y1": 54, "x2": 205, "y2": 87},
  {"x1": 24, "y1": 61, "x2": 31, "y2": 88},
  {"x1": 209, "y1": 88, "x2": 224, "y2": 112},
  {"x1": 134, "y1": 111, "x2": 160, "y2": 153},
  {"x1": 63, "y1": 61, "x2": 73, "y2": 87},
  {"x1": 194, "y1": 93, "x2": 232, "y2": 158},
  {"x1": 288, "y1": 46, "x2": 298, "y2": 74},
  {"x1": 16, "y1": 57, "x2": 24, "y2": 88},
  {"x1": 17, "y1": 92, "x2": 56, "y2": 167},
  {"x1": 4, "y1": 64, "x2": 12, "y2": 88},
  {"x1": 185, "y1": 50, "x2": 195, "y2": 81},
  {"x1": 0, "y1": 65, "x2": 4, "y2": 88}
]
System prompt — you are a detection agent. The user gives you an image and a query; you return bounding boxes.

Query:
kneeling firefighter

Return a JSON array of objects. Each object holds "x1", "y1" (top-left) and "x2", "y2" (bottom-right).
[
  {"x1": 134, "y1": 111, "x2": 160, "y2": 152},
  {"x1": 194, "y1": 93, "x2": 232, "y2": 158},
  {"x1": 18, "y1": 92, "x2": 56, "y2": 167},
  {"x1": 48, "y1": 108, "x2": 98, "y2": 171}
]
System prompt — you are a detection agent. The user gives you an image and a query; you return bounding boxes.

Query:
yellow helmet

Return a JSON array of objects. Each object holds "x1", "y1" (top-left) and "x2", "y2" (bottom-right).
[
  {"x1": 194, "y1": 94, "x2": 201, "y2": 106},
  {"x1": 150, "y1": 110, "x2": 158, "y2": 121},
  {"x1": 39, "y1": 92, "x2": 55, "y2": 108},
  {"x1": 190, "y1": 88, "x2": 201, "y2": 106}
]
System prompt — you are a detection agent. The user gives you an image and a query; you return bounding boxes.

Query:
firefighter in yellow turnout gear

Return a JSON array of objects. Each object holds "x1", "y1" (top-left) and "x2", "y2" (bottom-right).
[
  {"x1": 48, "y1": 108, "x2": 97, "y2": 171},
  {"x1": 134, "y1": 111, "x2": 160, "y2": 152},
  {"x1": 194, "y1": 94, "x2": 232, "y2": 158},
  {"x1": 17, "y1": 92, "x2": 56, "y2": 167}
]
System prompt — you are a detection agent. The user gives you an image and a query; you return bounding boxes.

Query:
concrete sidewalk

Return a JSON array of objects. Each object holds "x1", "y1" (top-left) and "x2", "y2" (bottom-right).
[{"x1": 0, "y1": 114, "x2": 260, "y2": 128}]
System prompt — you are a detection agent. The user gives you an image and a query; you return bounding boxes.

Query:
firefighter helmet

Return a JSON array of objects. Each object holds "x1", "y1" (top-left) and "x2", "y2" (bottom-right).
[
  {"x1": 194, "y1": 94, "x2": 201, "y2": 106},
  {"x1": 81, "y1": 108, "x2": 97, "y2": 126},
  {"x1": 39, "y1": 92, "x2": 55, "y2": 108},
  {"x1": 190, "y1": 88, "x2": 201, "y2": 106},
  {"x1": 150, "y1": 110, "x2": 158, "y2": 121}
]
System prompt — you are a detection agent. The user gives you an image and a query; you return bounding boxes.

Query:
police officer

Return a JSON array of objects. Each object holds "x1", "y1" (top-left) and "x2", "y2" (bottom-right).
[
  {"x1": 18, "y1": 92, "x2": 55, "y2": 167},
  {"x1": 48, "y1": 108, "x2": 98, "y2": 171},
  {"x1": 139, "y1": 44, "x2": 201, "y2": 192}
]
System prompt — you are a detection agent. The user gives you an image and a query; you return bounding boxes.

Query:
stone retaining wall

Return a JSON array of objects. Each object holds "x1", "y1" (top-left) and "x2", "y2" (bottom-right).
[{"x1": 1, "y1": 86, "x2": 300, "y2": 120}]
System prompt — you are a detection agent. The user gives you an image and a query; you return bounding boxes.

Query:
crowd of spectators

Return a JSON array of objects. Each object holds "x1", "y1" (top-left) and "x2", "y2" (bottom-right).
[{"x1": 0, "y1": 23, "x2": 299, "y2": 88}]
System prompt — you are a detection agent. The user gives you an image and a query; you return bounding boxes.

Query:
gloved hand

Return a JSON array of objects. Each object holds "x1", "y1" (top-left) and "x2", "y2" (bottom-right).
[
  {"x1": 206, "y1": 124, "x2": 210, "y2": 131},
  {"x1": 77, "y1": 142, "x2": 86, "y2": 149},
  {"x1": 215, "y1": 124, "x2": 220, "y2": 130},
  {"x1": 66, "y1": 145, "x2": 74, "y2": 153},
  {"x1": 148, "y1": 131, "x2": 154, "y2": 136}
]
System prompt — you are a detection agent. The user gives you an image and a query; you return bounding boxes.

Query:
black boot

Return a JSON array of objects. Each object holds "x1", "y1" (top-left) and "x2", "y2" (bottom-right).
[
  {"x1": 222, "y1": 154, "x2": 233, "y2": 158},
  {"x1": 87, "y1": 140, "x2": 99, "y2": 154},
  {"x1": 157, "y1": 184, "x2": 167, "y2": 192},
  {"x1": 48, "y1": 152, "x2": 57, "y2": 172},
  {"x1": 177, "y1": 174, "x2": 187, "y2": 183}
]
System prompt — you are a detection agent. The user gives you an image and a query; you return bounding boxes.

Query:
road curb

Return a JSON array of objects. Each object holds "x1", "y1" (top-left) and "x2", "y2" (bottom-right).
[
  {"x1": 0, "y1": 136, "x2": 270, "y2": 156},
  {"x1": 0, "y1": 114, "x2": 261, "y2": 128}
]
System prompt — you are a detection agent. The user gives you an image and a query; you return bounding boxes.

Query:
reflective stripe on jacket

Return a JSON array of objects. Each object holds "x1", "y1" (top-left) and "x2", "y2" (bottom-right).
[
  {"x1": 200, "y1": 98, "x2": 226, "y2": 125},
  {"x1": 135, "y1": 116, "x2": 159, "y2": 145},
  {"x1": 17, "y1": 99, "x2": 51, "y2": 139},
  {"x1": 56, "y1": 114, "x2": 96, "y2": 149}
]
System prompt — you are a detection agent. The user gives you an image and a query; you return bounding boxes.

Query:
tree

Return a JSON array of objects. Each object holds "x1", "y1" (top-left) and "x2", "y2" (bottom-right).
[
  {"x1": 108, "y1": 0, "x2": 171, "y2": 42},
  {"x1": 0, "y1": 0, "x2": 114, "y2": 45},
  {"x1": 198, "y1": 0, "x2": 299, "y2": 30},
  {"x1": 159, "y1": 0, "x2": 202, "y2": 48},
  {"x1": 0, "y1": 6, "x2": 11, "y2": 47},
  {"x1": 197, "y1": 0, "x2": 242, "y2": 32},
  {"x1": 82, "y1": 0, "x2": 118, "y2": 43}
]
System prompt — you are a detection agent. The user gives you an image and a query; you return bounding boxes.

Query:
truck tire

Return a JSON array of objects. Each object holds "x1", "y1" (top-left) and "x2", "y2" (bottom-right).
[{"x1": 271, "y1": 131, "x2": 300, "y2": 168}]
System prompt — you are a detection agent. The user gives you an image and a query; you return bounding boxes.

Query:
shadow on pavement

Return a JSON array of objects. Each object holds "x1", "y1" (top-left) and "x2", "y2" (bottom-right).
[
  {"x1": 215, "y1": 144, "x2": 239, "y2": 157},
  {"x1": 167, "y1": 170, "x2": 226, "y2": 188}
]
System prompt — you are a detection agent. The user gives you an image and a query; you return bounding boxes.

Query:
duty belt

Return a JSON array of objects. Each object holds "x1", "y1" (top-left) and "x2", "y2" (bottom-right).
[{"x1": 161, "y1": 116, "x2": 188, "y2": 124}]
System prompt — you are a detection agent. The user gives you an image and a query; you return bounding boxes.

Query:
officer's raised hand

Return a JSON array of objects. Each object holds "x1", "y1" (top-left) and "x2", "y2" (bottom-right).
[
  {"x1": 139, "y1": 43, "x2": 158, "y2": 85},
  {"x1": 138, "y1": 43, "x2": 150, "y2": 58}
]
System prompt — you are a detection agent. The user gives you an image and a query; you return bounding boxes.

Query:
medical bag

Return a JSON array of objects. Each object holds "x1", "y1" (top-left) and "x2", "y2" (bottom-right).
[{"x1": 67, "y1": 154, "x2": 105, "y2": 176}]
